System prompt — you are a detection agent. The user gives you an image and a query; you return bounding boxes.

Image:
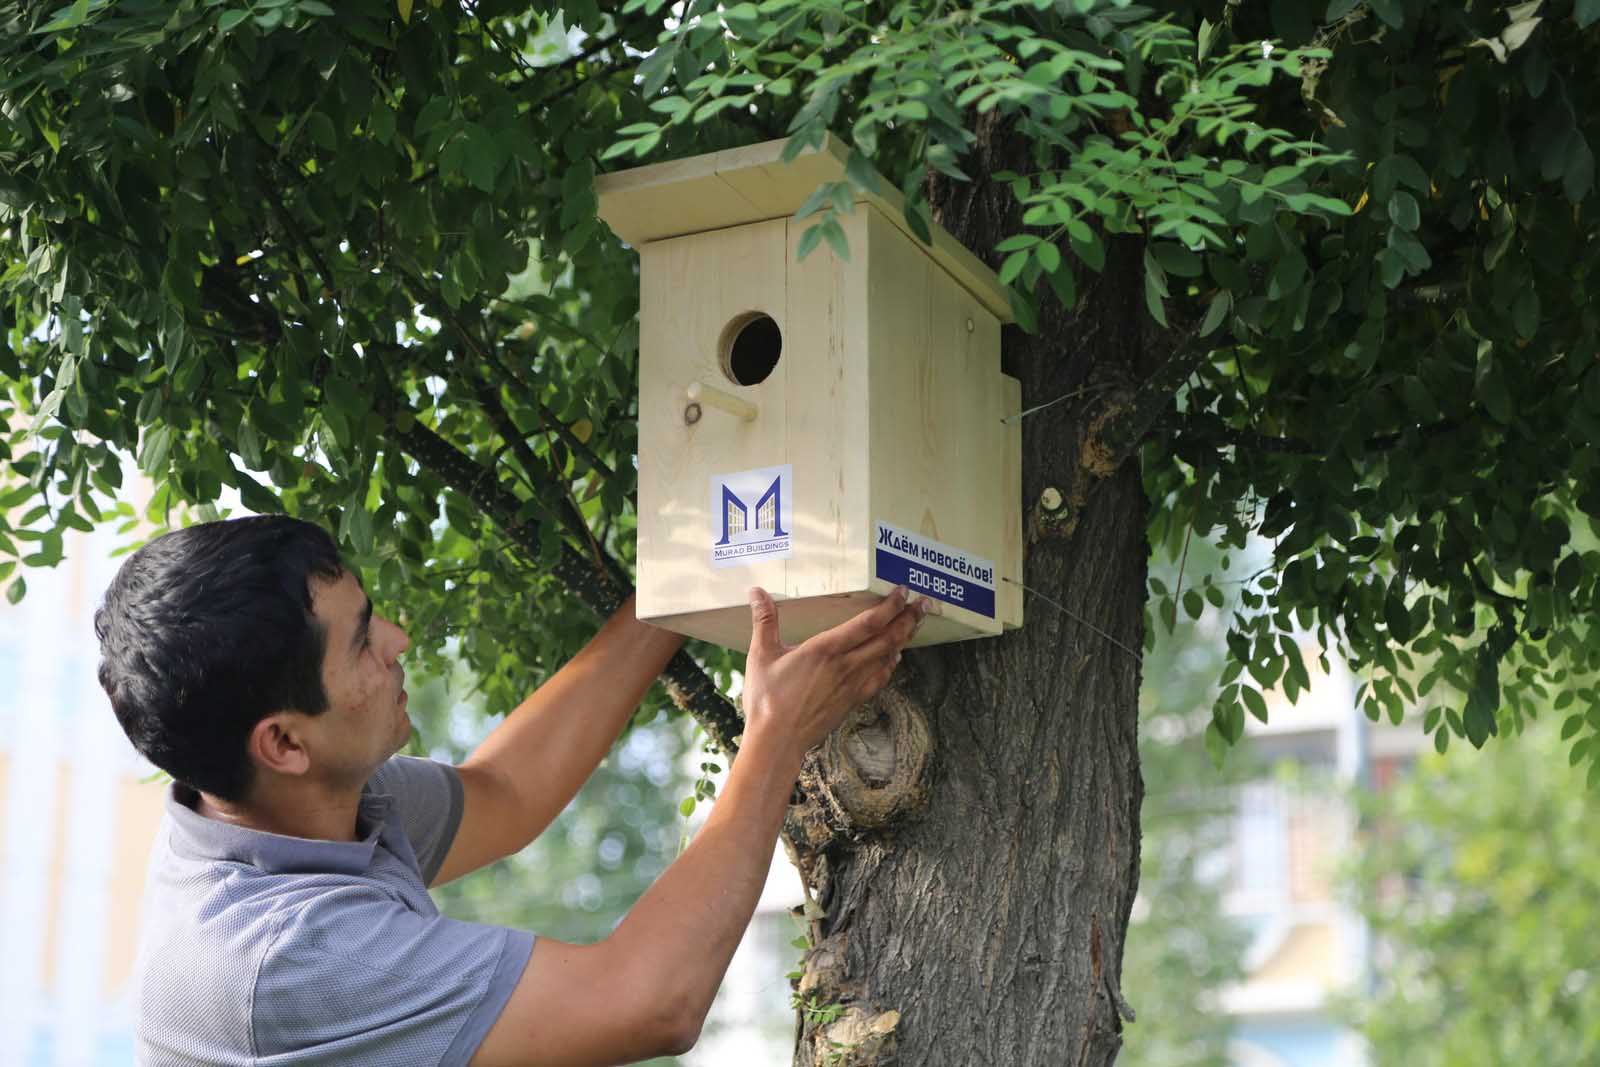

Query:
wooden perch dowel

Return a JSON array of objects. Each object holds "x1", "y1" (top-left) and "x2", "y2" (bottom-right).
[{"x1": 687, "y1": 380, "x2": 759, "y2": 421}]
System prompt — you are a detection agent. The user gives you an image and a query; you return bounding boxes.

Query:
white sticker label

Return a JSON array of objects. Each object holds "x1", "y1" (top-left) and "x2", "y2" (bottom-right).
[
  {"x1": 710, "y1": 464, "x2": 794, "y2": 567},
  {"x1": 874, "y1": 521, "x2": 996, "y2": 618}
]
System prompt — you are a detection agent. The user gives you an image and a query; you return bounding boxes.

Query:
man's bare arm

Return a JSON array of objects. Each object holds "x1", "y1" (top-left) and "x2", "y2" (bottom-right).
[
  {"x1": 432, "y1": 594, "x2": 685, "y2": 887},
  {"x1": 468, "y1": 586, "x2": 924, "y2": 1067}
]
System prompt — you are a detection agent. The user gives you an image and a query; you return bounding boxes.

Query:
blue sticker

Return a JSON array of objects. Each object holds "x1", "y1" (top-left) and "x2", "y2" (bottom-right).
[{"x1": 873, "y1": 522, "x2": 996, "y2": 618}]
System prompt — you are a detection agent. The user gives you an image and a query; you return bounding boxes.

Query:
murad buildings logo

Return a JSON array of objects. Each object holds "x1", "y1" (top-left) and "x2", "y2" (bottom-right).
[{"x1": 709, "y1": 464, "x2": 793, "y2": 567}]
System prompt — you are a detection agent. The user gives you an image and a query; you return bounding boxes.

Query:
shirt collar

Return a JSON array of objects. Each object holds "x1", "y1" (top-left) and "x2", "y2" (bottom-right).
[{"x1": 166, "y1": 783, "x2": 397, "y2": 876}]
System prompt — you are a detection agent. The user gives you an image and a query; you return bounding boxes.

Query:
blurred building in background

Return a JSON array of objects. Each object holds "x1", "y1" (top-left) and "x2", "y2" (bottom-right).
[
  {"x1": 0, "y1": 520, "x2": 165, "y2": 1067},
  {"x1": 1218, "y1": 652, "x2": 1424, "y2": 1067}
]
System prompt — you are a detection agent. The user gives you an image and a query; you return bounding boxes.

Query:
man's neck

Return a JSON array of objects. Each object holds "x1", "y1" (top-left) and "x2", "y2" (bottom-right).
[{"x1": 195, "y1": 779, "x2": 366, "y2": 843}]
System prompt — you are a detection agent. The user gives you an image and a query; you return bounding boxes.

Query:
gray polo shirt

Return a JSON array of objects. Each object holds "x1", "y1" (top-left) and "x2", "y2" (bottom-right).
[{"x1": 134, "y1": 756, "x2": 535, "y2": 1066}]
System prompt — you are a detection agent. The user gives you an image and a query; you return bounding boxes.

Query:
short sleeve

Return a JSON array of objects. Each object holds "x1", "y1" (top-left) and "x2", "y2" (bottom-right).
[
  {"x1": 252, "y1": 886, "x2": 536, "y2": 1067},
  {"x1": 367, "y1": 756, "x2": 464, "y2": 885}
]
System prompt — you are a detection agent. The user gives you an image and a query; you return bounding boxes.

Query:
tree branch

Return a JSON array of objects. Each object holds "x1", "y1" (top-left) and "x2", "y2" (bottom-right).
[
  {"x1": 1083, "y1": 332, "x2": 1213, "y2": 477},
  {"x1": 470, "y1": 363, "x2": 608, "y2": 572},
  {"x1": 479, "y1": 342, "x2": 621, "y2": 483},
  {"x1": 377, "y1": 389, "x2": 745, "y2": 754}
]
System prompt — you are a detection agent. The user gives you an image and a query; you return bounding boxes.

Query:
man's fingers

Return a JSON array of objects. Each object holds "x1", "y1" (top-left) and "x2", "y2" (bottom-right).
[
  {"x1": 841, "y1": 603, "x2": 922, "y2": 671},
  {"x1": 747, "y1": 586, "x2": 781, "y2": 661},
  {"x1": 849, "y1": 651, "x2": 900, "y2": 705},
  {"x1": 809, "y1": 587, "x2": 909, "y2": 655}
]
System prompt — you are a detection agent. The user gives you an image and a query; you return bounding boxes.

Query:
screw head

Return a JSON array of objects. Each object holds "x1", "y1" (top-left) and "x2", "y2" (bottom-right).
[
  {"x1": 684, "y1": 402, "x2": 703, "y2": 425},
  {"x1": 965, "y1": 318, "x2": 975, "y2": 333},
  {"x1": 1040, "y1": 486, "x2": 1063, "y2": 512}
]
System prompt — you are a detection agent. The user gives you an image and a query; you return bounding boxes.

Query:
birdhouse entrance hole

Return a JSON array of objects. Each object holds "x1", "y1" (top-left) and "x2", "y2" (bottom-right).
[{"x1": 720, "y1": 312, "x2": 782, "y2": 386}]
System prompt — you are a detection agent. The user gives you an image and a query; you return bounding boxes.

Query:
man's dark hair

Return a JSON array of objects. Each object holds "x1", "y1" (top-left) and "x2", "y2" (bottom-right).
[{"x1": 95, "y1": 515, "x2": 345, "y2": 802}]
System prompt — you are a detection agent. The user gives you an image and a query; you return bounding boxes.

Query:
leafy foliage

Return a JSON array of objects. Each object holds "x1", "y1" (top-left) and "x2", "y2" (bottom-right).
[
  {"x1": 1, "y1": 0, "x2": 1598, "y2": 781},
  {"x1": 1135, "y1": 2, "x2": 1600, "y2": 772},
  {"x1": 607, "y1": 0, "x2": 1350, "y2": 330},
  {"x1": 0, "y1": 0, "x2": 744, "y2": 719}
]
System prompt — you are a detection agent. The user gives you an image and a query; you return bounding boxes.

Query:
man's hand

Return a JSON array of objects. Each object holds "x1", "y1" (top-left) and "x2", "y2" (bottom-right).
[
  {"x1": 740, "y1": 586, "x2": 926, "y2": 761},
  {"x1": 469, "y1": 588, "x2": 925, "y2": 1067}
]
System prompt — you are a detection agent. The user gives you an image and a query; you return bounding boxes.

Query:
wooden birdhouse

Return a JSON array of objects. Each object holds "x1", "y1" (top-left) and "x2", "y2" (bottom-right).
[{"x1": 596, "y1": 135, "x2": 1023, "y2": 651}]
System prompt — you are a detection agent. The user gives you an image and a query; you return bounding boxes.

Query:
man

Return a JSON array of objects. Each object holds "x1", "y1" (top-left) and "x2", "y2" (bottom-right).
[{"x1": 95, "y1": 515, "x2": 924, "y2": 1065}]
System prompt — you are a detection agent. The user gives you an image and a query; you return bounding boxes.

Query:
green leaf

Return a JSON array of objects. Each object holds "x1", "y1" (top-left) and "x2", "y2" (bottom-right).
[
  {"x1": 1151, "y1": 243, "x2": 1202, "y2": 278},
  {"x1": 1401, "y1": 376, "x2": 1438, "y2": 420},
  {"x1": 39, "y1": 0, "x2": 90, "y2": 32},
  {"x1": 843, "y1": 149, "x2": 881, "y2": 195},
  {"x1": 1387, "y1": 190, "x2": 1420, "y2": 231},
  {"x1": 1071, "y1": 232, "x2": 1105, "y2": 273},
  {"x1": 218, "y1": 9, "x2": 249, "y2": 32},
  {"x1": 306, "y1": 111, "x2": 337, "y2": 152},
  {"x1": 678, "y1": 796, "x2": 697, "y2": 817},
  {"x1": 5, "y1": 577, "x2": 24, "y2": 605},
  {"x1": 345, "y1": 503, "x2": 374, "y2": 554},
  {"x1": 1204, "y1": 721, "x2": 1229, "y2": 768},
  {"x1": 1564, "y1": 136, "x2": 1595, "y2": 202},
  {"x1": 998, "y1": 250, "x2": 1028, "y2": 286},
  {"x1": 1196, "y1": 18, "x2": 1218, "y2": 63},
  {"x1": 139, "y1": 425, "x2": 175, "y2": 475},
  {"x1": 1513, "y1": 287, "x2": 1540, "y2": 339},
  {"x1": 995, "y1": 235, "x2": 1041, "y2": 253},
  {"x1": 1008, "y1": 286, "x2": 1039, "y2": 333},
  {"x1": 1241, "y1": 685, "x2": 1269, "y2": 724},
  {"x1": 1199, "y1": 290, "x2": 1232, "y2": 336},
  {"x1": 1579, "y1": 0, "x2": 1600, "y2": 29},
  {"x1": 1370, "y1": 0, "x2": 1404, "y2": 27},
  {"x1": 1464, "y1": 697, "x2": 1497, "y2": 748},
  {"x1": 1045, "y1": 259, "x2": 1077, "y2": 309},
  {"x1": 795, "y1": 222, "x2": 825, "y2": 261},
  {"x1": 1263, "y1": 165, "x2": 1301, "y2": 188},
  {"x1": 819, "y1": 218, "x2": 850, "y2": 261},
  {"x1": 1144, "y1": 266, "x2": 1168, "y2": 326}
]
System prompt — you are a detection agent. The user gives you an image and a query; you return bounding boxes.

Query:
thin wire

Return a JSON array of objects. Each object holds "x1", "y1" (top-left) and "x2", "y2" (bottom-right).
[
  {"x1": 1002, "y1": 577, "x2": 1143, "y2": 661},
  {"x1": 999, "y1": 382, "x2": 1111, "y2": 425},
  {"x1": 1001, "y1": 391, "x2": 1078, "y2": 425}
]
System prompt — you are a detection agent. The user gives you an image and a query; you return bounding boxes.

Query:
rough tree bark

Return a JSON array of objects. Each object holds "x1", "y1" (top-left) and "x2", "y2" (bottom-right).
[{"x1": 786, "y1": 115, "x2": 1150, "y2": 1067}]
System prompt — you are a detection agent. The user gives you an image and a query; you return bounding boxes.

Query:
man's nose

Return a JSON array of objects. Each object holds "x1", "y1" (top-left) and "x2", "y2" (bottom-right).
[{"x1": 377, "y1": 615, "x2": 411, "y2": 661}]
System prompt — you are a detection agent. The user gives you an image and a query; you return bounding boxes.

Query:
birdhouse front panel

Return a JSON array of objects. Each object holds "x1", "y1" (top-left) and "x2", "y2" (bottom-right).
[
  {"x1": 635, "y1": 212, "x2": 877, "y2": 650},
  {"x1": 599, "y1": 135, "x2": 1023, "y2": 652}
]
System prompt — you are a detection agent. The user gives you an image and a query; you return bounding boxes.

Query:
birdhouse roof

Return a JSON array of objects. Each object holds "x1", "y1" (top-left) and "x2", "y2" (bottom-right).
[{"x1": 595, "y1": 134, "x2": 1013, "y2": 322}]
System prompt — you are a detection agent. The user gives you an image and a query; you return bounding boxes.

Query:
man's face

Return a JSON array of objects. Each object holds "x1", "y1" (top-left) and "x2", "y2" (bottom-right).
[{"x1": 305, "y1": 570, "x2": 413, "y2": 783}]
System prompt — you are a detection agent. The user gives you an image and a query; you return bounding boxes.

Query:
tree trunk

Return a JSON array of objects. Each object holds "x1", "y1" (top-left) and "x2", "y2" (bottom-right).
[{"x1": 787, "y1": 116, "x2": 1149, "y2": 1066}]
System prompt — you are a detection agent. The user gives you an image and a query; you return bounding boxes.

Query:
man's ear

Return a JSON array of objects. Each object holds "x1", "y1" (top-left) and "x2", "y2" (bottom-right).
[{"x1": 248, "y1": 713, "x2": 312, "y2": 778}]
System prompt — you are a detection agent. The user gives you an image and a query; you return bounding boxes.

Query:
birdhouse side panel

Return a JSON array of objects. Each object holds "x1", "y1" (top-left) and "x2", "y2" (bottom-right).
[
  {"x1": 863, "y1": 206, "x2": 1006, "y2": 638},
  {"x1": 999, "y1": 373, "x2": 1024, "y2": 629},
  {"x1": 636, "y1": 220, "x2": 792, "y2": 623},
  {"x1": 781, "y1": 210, "x2": 872, "y2": 601}
]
